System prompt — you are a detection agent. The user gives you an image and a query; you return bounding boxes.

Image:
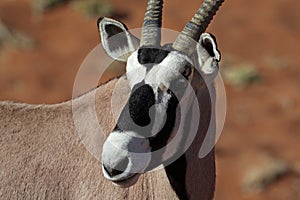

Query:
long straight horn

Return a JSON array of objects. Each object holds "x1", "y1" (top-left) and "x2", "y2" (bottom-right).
[
  {"x1": 173, "y1": 0, "x2": 224, "y2": 55},
  {"x1": 140, "y1": 0, "x2": 164, "y2": 47}
]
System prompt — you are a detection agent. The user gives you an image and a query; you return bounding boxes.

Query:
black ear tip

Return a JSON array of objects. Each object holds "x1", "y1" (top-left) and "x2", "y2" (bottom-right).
[{"x1": 97, "y1": 17, "x2": 105, "y2": 28}]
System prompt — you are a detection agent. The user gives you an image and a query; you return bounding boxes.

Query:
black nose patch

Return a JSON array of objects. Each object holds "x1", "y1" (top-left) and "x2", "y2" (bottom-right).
[
  {"x1": 115, "y1": 83, "x2": 155, "y2": 133},
  {"x1": 138, "y1": 47, "x2": 170, "y2": 65},
  {"x1": 129, "y1": 84, "x2": 155, "y2": 126}
]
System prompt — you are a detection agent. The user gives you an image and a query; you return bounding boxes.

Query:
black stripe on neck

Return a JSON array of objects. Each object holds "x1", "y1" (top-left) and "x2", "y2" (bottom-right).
[
  {"x1": 163, "y1": 96, "x2": 195, "y2": 200},
  {"x1": 165, "y1": 154, "x2": 189, "y2": 200}
]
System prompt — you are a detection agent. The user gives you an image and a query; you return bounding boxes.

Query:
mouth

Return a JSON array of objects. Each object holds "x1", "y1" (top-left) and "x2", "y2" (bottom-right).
[
  {"x1": 112, "y1": 173, "x2": 140, "y2": 188},
  {"x1": 102, "y1": 165, "x2": 141, "y2": 188}
]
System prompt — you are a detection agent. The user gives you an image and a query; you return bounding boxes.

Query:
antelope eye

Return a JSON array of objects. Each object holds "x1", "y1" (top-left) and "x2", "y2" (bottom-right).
[{"x1": 179, "y1": 65, "x2": 192, "y2": 78}]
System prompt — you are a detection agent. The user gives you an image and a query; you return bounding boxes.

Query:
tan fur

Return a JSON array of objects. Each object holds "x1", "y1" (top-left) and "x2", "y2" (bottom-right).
[
  {"x1": 0, "y1": 78, "x2": 180, "y2": 199},
  {"x1": 0, "y1": 72, "x2": 216, "y2": 199}
]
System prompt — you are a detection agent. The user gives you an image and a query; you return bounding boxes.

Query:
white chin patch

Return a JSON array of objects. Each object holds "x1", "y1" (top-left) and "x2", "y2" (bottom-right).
[{"x1": 102, "y1": 131, "x2": 151, "y2": 179}]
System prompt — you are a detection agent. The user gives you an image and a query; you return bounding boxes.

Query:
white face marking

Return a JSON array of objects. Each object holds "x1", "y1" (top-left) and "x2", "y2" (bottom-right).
[
  {"x1": 145, "y1": 51, "x2": 193, "y2": 90},
  {"x1": 121, "y1": 50, "x2": 195, "y2": 139},
  {"x1": 124, "y1": 50, "x2": 195, "y2": 137},
  {"x1": 151, "y1": 92, "x2": 172, "y2": 136},
  {"x1": 126, "y1": 51, "x2": 147, "y2": 89},
  {"x1": 125, "y1": 50, "x2": 193, "y2": 92}
]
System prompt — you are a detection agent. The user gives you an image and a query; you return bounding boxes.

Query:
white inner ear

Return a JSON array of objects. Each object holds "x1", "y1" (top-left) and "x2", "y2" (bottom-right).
[
  {"x1": 196, "y1": 33, "x2": 221, "y2": 76},
  {"x1": 201, "y1": 33, "x2": 221, "y2": 62},
  {"x1": 98, "y1": 18, "x2": 140, "y2": 62}
]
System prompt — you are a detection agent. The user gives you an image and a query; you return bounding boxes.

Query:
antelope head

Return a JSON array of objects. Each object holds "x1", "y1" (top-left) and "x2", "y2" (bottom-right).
[{"x1": 99, "y1": 0, "x2": 224, "y2": 187}]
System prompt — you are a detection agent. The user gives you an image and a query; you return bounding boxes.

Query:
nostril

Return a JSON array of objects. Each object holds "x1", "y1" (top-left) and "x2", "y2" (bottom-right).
[
  {"x1": 104, "y1": 165, "x2": 123, "y2": 178},
  {"x1": 103, "y1": 157, "x2": 129, "y2": 177}
]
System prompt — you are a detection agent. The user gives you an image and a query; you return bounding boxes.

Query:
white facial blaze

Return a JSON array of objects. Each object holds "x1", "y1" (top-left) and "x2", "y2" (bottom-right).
[
  {"x1": 145, "y1": 51, "x2": 193, "y2": 89},
  {"x1": 123, "y1": 50, "x2": 195, "y2": 138},
  {"x1": 126, "y1": 51, "x2": 147, "y2": 89},
  {"x1": 151, "y1": 92, "x2": 172, "y2": 136}
]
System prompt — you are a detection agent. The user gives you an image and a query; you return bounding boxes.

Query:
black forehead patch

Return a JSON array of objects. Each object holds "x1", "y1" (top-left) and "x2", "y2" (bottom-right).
[{"x1": 138, "y1": 47, "x2": 170, "y2": 65}]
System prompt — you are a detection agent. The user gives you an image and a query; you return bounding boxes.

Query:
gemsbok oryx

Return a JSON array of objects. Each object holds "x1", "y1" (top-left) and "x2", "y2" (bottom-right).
[{"x1": 0, "y1": 0, "x2": 225, "y2": 199}]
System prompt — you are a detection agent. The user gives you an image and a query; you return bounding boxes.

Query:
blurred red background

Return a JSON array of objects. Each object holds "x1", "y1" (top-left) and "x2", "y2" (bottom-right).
[{"x1": 0, "y1": 0, "x2": 299, "y2": 199}]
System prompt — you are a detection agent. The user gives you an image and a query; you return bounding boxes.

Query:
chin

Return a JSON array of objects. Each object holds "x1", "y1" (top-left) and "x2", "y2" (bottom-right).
[{"x1": 112, "y1": 174, "x2": 141, "y2": 188}]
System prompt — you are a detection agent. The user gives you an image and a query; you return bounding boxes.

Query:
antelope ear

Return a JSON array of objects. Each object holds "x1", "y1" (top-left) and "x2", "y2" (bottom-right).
[
  {"x1": 196, "y1": 33, "x2": 221, "y2": 79},
  {"x1": 98, "y1": 17, "x2": 140, "y2": 62}
]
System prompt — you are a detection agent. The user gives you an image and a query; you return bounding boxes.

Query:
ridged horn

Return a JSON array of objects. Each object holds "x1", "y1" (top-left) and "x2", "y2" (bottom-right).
[
  {"x1": 173, "y1": 0, "x2": 224, "y2": 55},
  {"x1": 140, "y1": 0, "x2": 164, "y2": 47}
]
